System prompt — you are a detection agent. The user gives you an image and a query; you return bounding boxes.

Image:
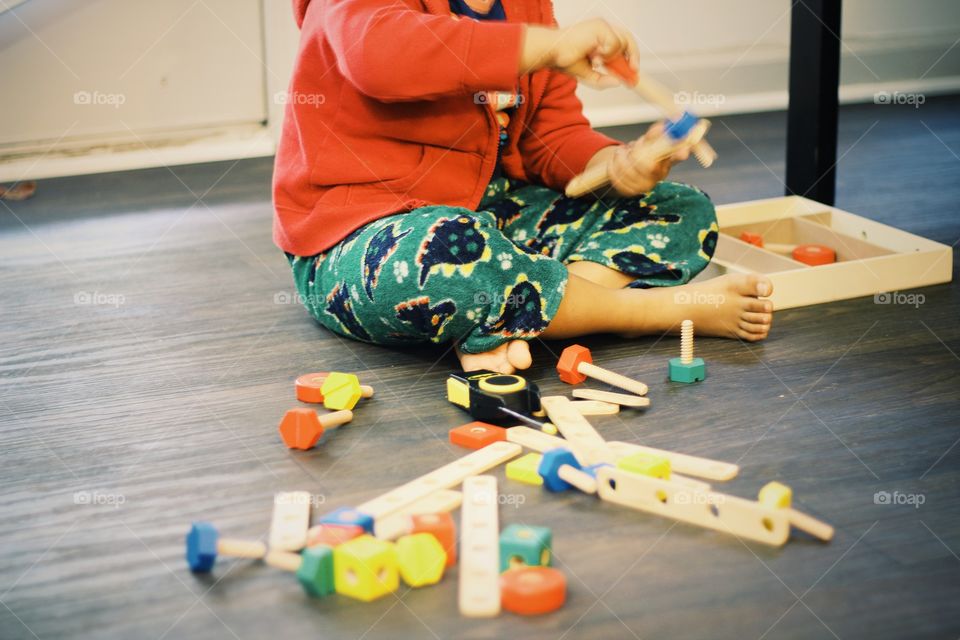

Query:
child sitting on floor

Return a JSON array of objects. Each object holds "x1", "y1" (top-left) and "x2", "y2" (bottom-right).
[{"x1": 273, "y1": 0, "x2": 773, "y2": 373}]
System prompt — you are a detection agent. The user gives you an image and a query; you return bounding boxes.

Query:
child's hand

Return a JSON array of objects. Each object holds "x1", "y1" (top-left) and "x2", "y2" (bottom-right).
[
  {"x1": 607, "y1": 122, "x2": 690, "y2": 196},
  {"x1": 522, "y1": 20, "x2": 638, "y2": 88}
]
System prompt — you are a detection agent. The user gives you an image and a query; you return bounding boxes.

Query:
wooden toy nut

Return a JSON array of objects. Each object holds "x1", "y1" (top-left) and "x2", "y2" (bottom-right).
[{"x1": 321, "y1": 372, "x2": 364, "y2": 410}]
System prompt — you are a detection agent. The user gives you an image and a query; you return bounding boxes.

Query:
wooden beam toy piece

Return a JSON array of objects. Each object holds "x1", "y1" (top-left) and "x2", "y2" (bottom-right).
[
  {"x1": 373, "y1": 489, "x2": 462, "y2": 541},
  {"x1": 278, "y1": 407, "x2": 353, "y2": 450},
  {"x1": 356, "y1": 441, "x2": 521, "y2": 522},
  {"x1": 264, "y1": 547, "x2": 335, "y2": 597},
  {"x1": 295, "y1": 371, "x2": 374, "y2": 404},
  {"x1": 186, "y1": 522, "x2": 266, "y2": 572},
  {"x1": 669, "y1": 320, "x2": 705, "y2": 383},
  {"x1": 539, "y1": 396, "x2": 616, "y2": 466},
  {"x1": 570, "y1": 399, "x2": 620, "y2": 415},
  {"x1": 571, "y1": 389, "x2": 650, "y2": 408},
  {"x1": 459, "y1": 475, "x2": 501, "y2": 617},
  {"x1": 269, "y1": 491, "x2": 312, "y2": 551},
  {"x1": 557, "y1": 345, "x2": 648, "y2": 395},
  {"x1": 758, "y1": 481, "x2": 834, "y2": 541},
  {"x1": 506, "y1": 426, "x2": 739, "y2": 482}
]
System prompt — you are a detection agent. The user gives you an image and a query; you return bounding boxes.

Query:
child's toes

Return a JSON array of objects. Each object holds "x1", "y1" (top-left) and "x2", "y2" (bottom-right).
[
  {"x1": 736, "y1": 273, "x2": 773, "y2": 298},
  {"x1": 745, "y1": 298, "x2": 774, "y2": 314},
  {"x1": 742, "y1": 311, "x2": 771, "y2": 325},
  {"x1": 739, "y1": 319, "x2": 770, "y2": 335},
  {"x1": 506, "y1": 340, "x2": 532, "y2": 370}
]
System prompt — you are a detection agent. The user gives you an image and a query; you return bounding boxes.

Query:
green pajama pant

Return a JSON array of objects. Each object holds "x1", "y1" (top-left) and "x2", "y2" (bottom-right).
[{"x1": 287, "y1": 177, "x2": 718, "y2": 354}]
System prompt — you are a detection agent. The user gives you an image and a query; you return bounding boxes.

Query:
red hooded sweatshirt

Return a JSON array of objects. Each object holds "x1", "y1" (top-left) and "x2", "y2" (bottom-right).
[{"x1": 273, "y1": 0, "x2": 620, "y2": 256}]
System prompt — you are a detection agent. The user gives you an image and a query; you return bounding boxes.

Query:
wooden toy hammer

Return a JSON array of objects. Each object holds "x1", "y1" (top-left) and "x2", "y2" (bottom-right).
[{"x1": 557, "y1": 345, "x2": 648, "y2": 396}]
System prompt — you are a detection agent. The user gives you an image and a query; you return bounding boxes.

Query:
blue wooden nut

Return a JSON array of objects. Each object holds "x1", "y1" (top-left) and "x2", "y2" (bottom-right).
[
  {"x1": 186, "y1": 521, "x2": 219, "y2": 572},
  {"x1": 538, "y1": 448, "x2": 582, "y2": 492},
  {"x1": 319, "y1": 507, "x2": 375, "y2": 533},
  {"x1": 499, "y1": 523, "x2": 553, "y2": 572},
  {"x1": 668, "y1": 356, "x2": 706, "y2": 383}
]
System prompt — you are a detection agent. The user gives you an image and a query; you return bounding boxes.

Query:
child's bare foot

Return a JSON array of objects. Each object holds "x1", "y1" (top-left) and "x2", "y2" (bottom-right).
[
  {"x1": 649, "y1": 273, "x2": 774, "y2": 342},
  {"x1": 457, "y1": 340, "x2": 533, "y2": 374}
]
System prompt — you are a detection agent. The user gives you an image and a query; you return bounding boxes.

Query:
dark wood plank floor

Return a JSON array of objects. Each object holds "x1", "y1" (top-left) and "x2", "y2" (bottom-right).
[{"x1": 1, "y1": 96, "x2": 958, "y2": 640}]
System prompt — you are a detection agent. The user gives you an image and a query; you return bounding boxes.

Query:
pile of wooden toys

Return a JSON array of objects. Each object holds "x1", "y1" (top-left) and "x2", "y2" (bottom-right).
[{"x1": 186, "y1": 321, "x2": 834, "y2": 618}]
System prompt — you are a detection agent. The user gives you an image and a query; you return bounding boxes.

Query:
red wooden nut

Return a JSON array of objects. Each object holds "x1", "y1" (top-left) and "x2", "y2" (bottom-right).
[
  {"x1": 500, "y1": 566, "x2": 567, "y2": 615},
  {"x1": 296, "y1": 372, "x2": 375, "y2": 404},
  {"x1": 278, "y1": 408, "x2": 353, "y2": 450},
  {"x1": 792, "y1": 244, "x2": 836, "y2": 266},
  {"x1": 306, "y1": 523, "x2": 364, "y2": 548},
  {"x1": 410, "y1": 512, "x2": 457, "y2": 567},
  {"x1": 556, "y1": 345, "x2": 592, "y2": 384},
  {"x1": 449, "y1": 422, "x2": 507, "y2": 450},
  {"x1": 739, "y1": 231, "x2": 764, "y2": 247}
]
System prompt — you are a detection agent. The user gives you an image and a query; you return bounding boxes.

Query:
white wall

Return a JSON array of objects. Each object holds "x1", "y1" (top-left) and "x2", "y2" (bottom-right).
[{"x1": 1, "y1": 0, "x2": 958, "y2": 181}]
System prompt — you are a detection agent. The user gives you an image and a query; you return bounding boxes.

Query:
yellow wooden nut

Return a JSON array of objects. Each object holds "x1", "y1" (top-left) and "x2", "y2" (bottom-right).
[
  {"x1": 321, "y1": 372, "x2": 362, "y2": 410},
  {"x1": 396, "y1": 533, "x2": 446, "y2": 588},
  {"x1": 333, "y1": 535, "x2": 399, "y2": 601},
  {"x1": 506, "y1": 453, "x2": 544, "y2": 486},
  {"x1": 758, "y1": 481, "x2": 793, "y2": 509},
  {"x1": 541, "y1": 422, "x2": 558, "y2": 436},
  {"x1": 616, "y1": 452, "x2": 671, "y2": 480}
]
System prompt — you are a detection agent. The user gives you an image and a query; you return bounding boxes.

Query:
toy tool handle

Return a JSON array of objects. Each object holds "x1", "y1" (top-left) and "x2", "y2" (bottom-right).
[
  {"x1": 787, "y1": 508, "x2": 834, "y2": 541},
  {"x1": 265, "y1": 549, "x2": 302, "y2": 572},
  {"x1": 218, "y1": 538, "x2": 267, "y2": 559},
  {"x1": 319, "y1": 409, "x2": 353, "y2": 430},
  {"x1": 558, "y1": 465, "x2": 598, "y2": 494},
  {"x1": 498, "y1": 407, "x2": 548, "y2": 431},
  {"x1": 577, "y1": 362, "x2": 648, "y2": 396},
  {"x1": 360, "y1": 385, "x2": 375, "y2": 398}
]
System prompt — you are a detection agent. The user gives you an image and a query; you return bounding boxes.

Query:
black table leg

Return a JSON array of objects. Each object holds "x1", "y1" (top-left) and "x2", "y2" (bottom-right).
[{"x1": 785, "y1": 0, "x2": 843, "y2": 205}]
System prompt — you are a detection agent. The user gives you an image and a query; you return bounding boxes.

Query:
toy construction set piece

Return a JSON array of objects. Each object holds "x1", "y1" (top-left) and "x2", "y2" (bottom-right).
[
  {"x1": 296, "y1": 371, "x2": 375, "y2": 407},
  {"x1": 571, "y1": 388, "x2": 649, "y2": 408},
  {"x1": 669, "y1": 320, "x2": 705, "y2": 383},
  {"x1": 269, "y1": 491, "x2": 312, "y2": 551},
  {"x1": 447, "y1": 371, "x2": 547, "y2": 428},
  {"x1": 556, "y1": 345, "x2": 648, "y2": 396},
  {"x1": 603, "y1": 55, "x2": 718, "y2": 168},
  {"x1": 506, "y1": 426, "x2": 739, "y2": 482},
  {"x1": 373, "y1": 490, "x2": 462, "y2": 543},
  {"x1": 186, "y1": 522, "x2": 267, "y2": 572},
  {"x1": 265, "y1": 547, "x2": 336, "y2": 597},
  {"x1": 539, "y1": 396, "x2": 617, "y2": 466},
  {"x1": 739, "y1": 232, "x2": 837, "y2": 266},
  {"x1": 569, "y1": 400, "x2": 620, "y2": 416},
  {"x1": 278, "y1": 407, "x2": 353, "y2": 450},
  {"x1": 459, "y1": 475, "x2": 501, "y2": 617}
]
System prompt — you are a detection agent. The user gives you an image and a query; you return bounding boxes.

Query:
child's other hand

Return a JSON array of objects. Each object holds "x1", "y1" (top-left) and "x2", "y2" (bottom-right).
[
  {"x1": 608, "y1": 121, "x2": 690, "y2": 197},
  {"x1": 522, "y1": 20, "x2": 638, "y2": 88}
]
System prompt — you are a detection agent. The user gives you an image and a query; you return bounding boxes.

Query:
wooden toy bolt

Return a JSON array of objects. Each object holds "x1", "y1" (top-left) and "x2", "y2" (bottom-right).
[
  {"x1": 537, "y1": 447, "x2": 602, "y2": 495},
  {"x1": 321, "y1": 372, "x2": 369, "y2": 410},
  {"x1": 668, "y1": 320, "x2": 706, "y2": 383},
  {"x1": 296, "y1": 371, "x2": 374, "y2": 404},
  {"x1": 265, "y1": 547, "x2": 336, "y2": 597},
  {"x1": 278, "y1": 407, "x2": 354, "y2": 450},
  {"x1": 759, "y1": 481, "x2": 834, "y2": 541},
  {"x1": 557, "y1": 345, "x2": 648, "y2": 396},
  {"x1": 186, "y1": 522, "x2": 266, "y2": 572}
]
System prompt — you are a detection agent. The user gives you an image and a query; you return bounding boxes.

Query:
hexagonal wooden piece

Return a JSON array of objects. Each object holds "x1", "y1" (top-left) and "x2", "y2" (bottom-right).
[{"x1": 449, "y1": 422, "x2": 507, "y2": 450}]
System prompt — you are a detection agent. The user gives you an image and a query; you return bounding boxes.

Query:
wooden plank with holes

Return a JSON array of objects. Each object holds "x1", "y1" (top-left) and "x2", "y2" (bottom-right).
[
  {"x1": 269, "y1": 491, "x2": 312, "y2": 551},
  {"x1": 458, "y1": 475, "x2": 500, "y2": 617},
  {"x1": 539, "y1": 396, "x2": 615, "y2": 466},
  {"x1": 606, "y1": 441, "x2": 739, "y2": 482},
  {"x1": 356, "y1": 441, "x2": 520, "y2": 520},
  {"x1": 596, "y1": 467, "x2": 790, "y2": 546}
]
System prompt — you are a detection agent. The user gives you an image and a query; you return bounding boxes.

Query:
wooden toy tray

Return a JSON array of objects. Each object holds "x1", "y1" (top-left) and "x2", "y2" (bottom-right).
[{"x1": 700, "y1": 196, "x2": 953, "y2": 309}]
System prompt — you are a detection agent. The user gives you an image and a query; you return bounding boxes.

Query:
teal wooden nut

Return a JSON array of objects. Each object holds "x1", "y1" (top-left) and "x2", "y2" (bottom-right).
[
  {"x1": 499, "y1": 523, "x2": 552, "y2": 572},
  {"x1": 669, "y1": 357, "x2": 706, "y2": 383},
  {"x1": 297, "y1": 545, "x2": 335, "y2": 597}
]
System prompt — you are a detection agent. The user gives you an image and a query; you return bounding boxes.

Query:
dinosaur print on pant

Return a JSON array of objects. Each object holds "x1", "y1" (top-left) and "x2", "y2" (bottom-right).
[
  {"x1": 416, "y1": 216, "x2": 492, "y2": 286},
  {"x1": 395, "y1": 296, "x2": 457, "y2": 341},
  {"x1": 324, "y1": 282, "x2": 371, "y2": 341},
  {"x1": 362, "y1": 222, "x2": 411, "y2": 300}
]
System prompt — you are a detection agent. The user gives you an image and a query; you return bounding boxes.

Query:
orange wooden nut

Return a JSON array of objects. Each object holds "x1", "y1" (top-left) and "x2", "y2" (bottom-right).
[
  {"x1": 792, "y1": 244, "x2": 836, "y2": 266},
  {"x1": 306, "y1": 524, "x2": 364, "y2": 548},
  {"x1": 500, "y1": 566, "x2": 567, "y2": 616},
  {"x1": 410, "y1": 512, "x2": 457, "y2": 567},
  {"x1": 449, "y1": 422, "x2": 507, "y2": 450},
  {"x1": 556, "y1": 345, "x2": 592, "y2": 384},
  {"x1": 295, "y1": 373, "x2": 329, "y2": 403},
  {"x1": 739, "y1": 231, "x2": 764, "y2": 247}
]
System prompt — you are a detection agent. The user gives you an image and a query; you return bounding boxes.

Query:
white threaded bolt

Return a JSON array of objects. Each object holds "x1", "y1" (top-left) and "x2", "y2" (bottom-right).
[{"x1": 680, "y1": 319, "x2": 694, "y2": 364}]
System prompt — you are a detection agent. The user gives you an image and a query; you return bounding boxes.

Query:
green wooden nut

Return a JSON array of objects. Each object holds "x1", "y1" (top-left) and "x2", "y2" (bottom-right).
[
  {"x1": 616, "y1": 451, "x2": 671, "y2": 480},
  {"x1": 499, "y1": 523, "x2": 552, "y2": 573},
  {"x1": 321, "y1": 372, "x2": 362, "y2": 410},
  {"x1": 296, "y1": 545, "x2": 335, "y2": 597},
  {"x1": 668, "y1": 357, "x2": 706, "y2": 383},
  {"x1": 396, "y1": 533, "x2": 446, "y2": 587}
]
